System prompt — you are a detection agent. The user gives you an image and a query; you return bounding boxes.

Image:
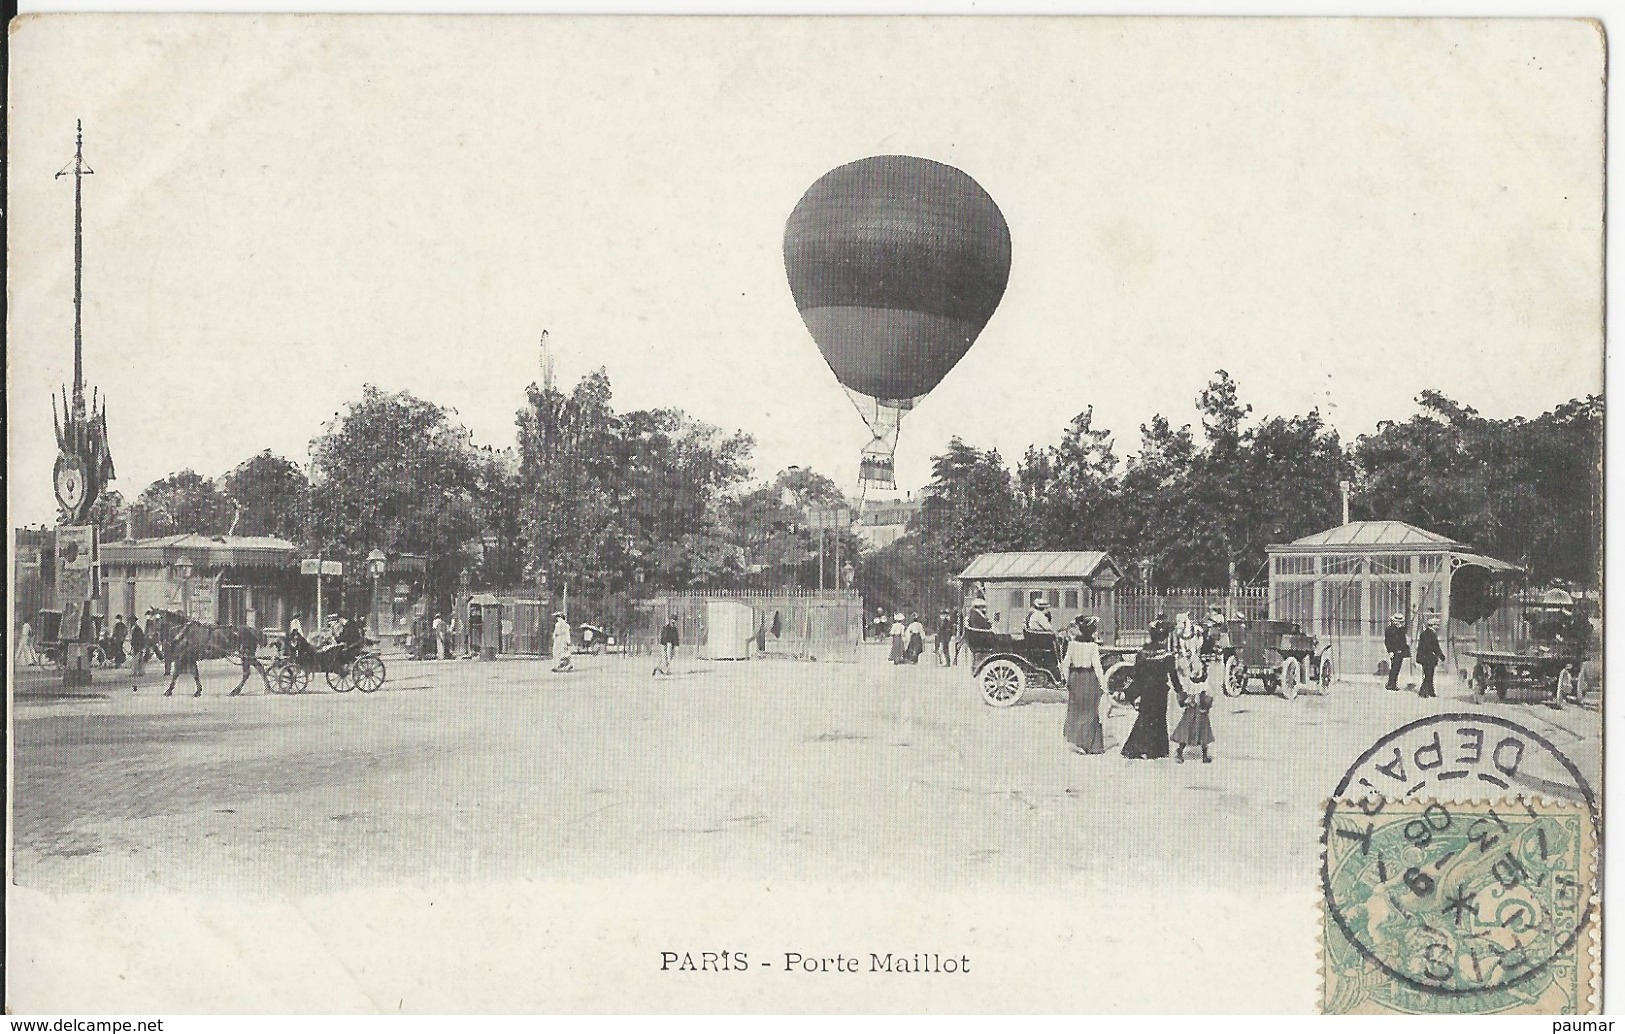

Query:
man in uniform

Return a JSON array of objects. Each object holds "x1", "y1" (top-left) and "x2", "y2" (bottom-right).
[{"x1": 1384, "y1": 613, "x2": 1410, "y2": 691}]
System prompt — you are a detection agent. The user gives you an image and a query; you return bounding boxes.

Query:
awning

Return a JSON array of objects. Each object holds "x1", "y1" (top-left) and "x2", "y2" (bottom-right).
[{"x1": 1450, "y1": 552, "x2": 1523, "y2": 574}]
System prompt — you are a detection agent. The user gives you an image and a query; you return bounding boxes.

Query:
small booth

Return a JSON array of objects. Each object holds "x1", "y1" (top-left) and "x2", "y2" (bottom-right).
[
  {"x1": 1265, "y1": 520, "x2": 1522, "y2": 678},
  {"x1": 701, "y1": 599, "x2": 754, "y2": 660},
  {"x1": 468, "y1": 593, "x2": 502, "y2": 661},
  {"x1": 956, "y1": 551, "x2": 1124, "y2": 640}
]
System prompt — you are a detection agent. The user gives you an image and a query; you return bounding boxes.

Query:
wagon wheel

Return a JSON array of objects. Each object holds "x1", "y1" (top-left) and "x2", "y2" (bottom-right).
[
  {"x1": 1104, "y1": 661, "x2": 1138, "y2": 708},
  {"x1": 978, "y1": 659, "x2": 1025, "y2": 708},
  {"x1": 1317, "y1": 655, "x2": 1333, "y2": 691},
  {"x1": 1279, "y1": 657, "x2": 1302, "y2": 701},
  {"x1": 1222, "y1": 655, "x2": 1245, "y2": 697},
  {"x1": 351, "y1": 654, "x2": 386, "y2": 693}
]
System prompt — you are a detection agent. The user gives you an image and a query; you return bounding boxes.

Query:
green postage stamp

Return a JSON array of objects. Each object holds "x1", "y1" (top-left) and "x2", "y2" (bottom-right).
[{"x1": 1321, "y1": 796, "x2": 1598, "y2": 1014}]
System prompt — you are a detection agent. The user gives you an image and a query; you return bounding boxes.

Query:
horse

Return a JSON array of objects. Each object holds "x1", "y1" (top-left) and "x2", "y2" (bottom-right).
[{"x1": 150, "y1": 609, "x2": 241, "y2": 697}]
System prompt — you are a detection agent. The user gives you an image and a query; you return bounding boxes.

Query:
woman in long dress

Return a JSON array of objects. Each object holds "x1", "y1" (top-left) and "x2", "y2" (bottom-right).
[
  {"x1": 1122, "y1": 620, "x2": 1182, "y2": 760},
  {"x1": 888, "y1": 614, "x2": 906, "y2": 664},
  {"x1": 1063, "y1": 615, "x2": 1107, "y2": 754}
]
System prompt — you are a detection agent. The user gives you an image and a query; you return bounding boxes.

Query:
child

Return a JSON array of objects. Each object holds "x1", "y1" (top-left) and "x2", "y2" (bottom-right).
[{"x1": 1172, "y1": 684, "x2": 1215, "y2": 764}]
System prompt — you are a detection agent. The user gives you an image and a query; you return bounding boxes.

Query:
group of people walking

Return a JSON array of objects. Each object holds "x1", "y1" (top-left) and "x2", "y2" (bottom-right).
[
  {"x1": 1059, "y1": 607, "x2": 1215, "y2": 764},
  {"x1": 1385, "y1": 612, "x2": 1446, "y2": 697},
  {"x1": 881, "y1": 608, "x2": 965, "y2": 666}
]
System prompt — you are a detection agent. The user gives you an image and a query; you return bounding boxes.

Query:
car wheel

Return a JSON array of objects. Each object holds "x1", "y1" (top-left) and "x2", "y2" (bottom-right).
[
  {"x1": 1105, "y1": 661, "x2": 1138, "y2": 707},
  {"x1": 1222, "y1": 656, "x2": 1245, "y2": 697},
  {"x1": 1279, "y1": 657, "x2": 1302, "y2": 700},
  {"x1": 979, "y1": 659, "x2": 1025, "y2": 708}
]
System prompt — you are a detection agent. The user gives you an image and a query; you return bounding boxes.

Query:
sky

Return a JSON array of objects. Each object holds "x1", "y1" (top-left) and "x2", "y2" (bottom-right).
[{"x1": 7, "y1": 16, "x2": 1604, "y2": 529}]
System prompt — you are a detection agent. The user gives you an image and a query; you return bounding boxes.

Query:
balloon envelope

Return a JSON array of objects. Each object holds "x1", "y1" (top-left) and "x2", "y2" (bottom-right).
[{"x1": 784, "y1": 155, "x2": 1011, "y2": 403}]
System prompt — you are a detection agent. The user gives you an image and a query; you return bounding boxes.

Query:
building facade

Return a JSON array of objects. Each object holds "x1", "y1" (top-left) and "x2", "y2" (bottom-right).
[
  {"x1": 96, "y1": 534, "x2": 304, "y2": 630},
  {"x1": 1265, "y1": 520, "x2": 1521, "y2": 678}
]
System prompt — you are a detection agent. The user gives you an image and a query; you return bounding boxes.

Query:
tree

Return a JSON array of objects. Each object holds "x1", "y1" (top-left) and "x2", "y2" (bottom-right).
[
  {"x1": 133, "y1": 471, "x2": 234, "y2": 538},
  {"x1": 220, "y1": 451, "x2": 309, "y2": 541},
  {"x1": 1354, "y1": 392, "x2": 1601, "y2": 586},
  {"x1": 916, "y1": 438, "x2": 1032, "y2": 579},
  {"x1": 307, "y1": 386, "x2": 485, "y2": 608},
  {"x1": 1017, "y1": 407, "x2": 1119, "y2": 551}
]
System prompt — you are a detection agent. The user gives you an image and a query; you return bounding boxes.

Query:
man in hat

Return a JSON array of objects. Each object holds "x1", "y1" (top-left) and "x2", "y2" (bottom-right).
[
  {"x1": 551, "y1": 612, "x2": 575, "y2": 672},
  {"x1": 1384, "y1": 613, "x2": 1410, "y2": 691},
  {"x1": 965, "y1": 598, "x2": 993, "y2": 632},
  {"x1": 935, "y1": 610, "x2": 955, "y2": 666},
  {"x1": 1416, "y1": 614, "x2": 1445, "y2": 699},
  {"x1": 1024, "y1": 596, "x2": 1054, "y2": 636}
]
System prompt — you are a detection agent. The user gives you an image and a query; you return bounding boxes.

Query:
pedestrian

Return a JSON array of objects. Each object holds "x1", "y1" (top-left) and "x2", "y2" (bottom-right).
[
  {"x1": 935, "y1": 611, "x2": 954, "y2": 665},
  {"x1": 15, "y1": 620, "x2": 40, "y2": 667},
  {"x1": 230, "y1": 625, "x2": 270, "y2": 696},
  {"x1": 110, "y1": 614, "x2": 128, "y2": 667},
  {"x1": 950, "y1": 609, "x2": 964, "y2": 665},
  {"x1": 888, "y1": 613, "x2": 906, "y2": 664},
  {"x1": 447, "y1": 613, "x2": 460, "y2": 659},
  {"x1": 432, "y1": 613, "x2": 447, "y2": 660},
  {"x1": 905, "y1": 613, "x2": 926, "y2": 664},
  {"x1": 1063, "y1": 615, "x2": 1107, "y2": 754},
  {"x1": 129, "y1": 618, "x2": 148, "y2": 678},
  {"x1": 1171, "y1": 683, "x2": 1215, "y2": 764},
  {"x1": 145, "y1": 610, "x2": 165, "y2": 674},
  {"x1": 1384, "y1": 613, "x2": 1410, "y2": 691},
  {"x1": 655, "y1": 613, "x2": 680, "y2": 676},
  {"x1": 1417, "y1": 614, "x2": 1445, "y2": 699},
  {"x1": 1122, "y1": 618, "x2": 1182, "y2": 760},
  {"x1": 551, "y1": 612, "x2": 575, "y2": 672}
]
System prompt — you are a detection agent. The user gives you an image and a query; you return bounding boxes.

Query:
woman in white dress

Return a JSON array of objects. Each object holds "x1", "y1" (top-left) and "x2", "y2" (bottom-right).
[{"x1": 1063, "y1": 615, "x2": 1108, "y2": 754}]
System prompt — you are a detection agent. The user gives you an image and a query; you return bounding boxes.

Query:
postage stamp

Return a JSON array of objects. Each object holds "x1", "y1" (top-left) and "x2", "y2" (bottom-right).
[
  {"x1": 1320, "y1": 710, "x2": 1600, "y2": 1014},
  {"x1": 1321, "y1": 797, "x2": 1598, "y2": 1014}
]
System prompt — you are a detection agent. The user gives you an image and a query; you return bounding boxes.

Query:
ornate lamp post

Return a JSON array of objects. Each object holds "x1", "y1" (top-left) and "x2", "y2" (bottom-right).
[{"x1": 367, "y1": 549, "x2": 387, "y2": 636}]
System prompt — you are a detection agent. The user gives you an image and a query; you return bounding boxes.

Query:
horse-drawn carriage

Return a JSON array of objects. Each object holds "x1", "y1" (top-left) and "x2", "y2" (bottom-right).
[
  {"x1": 1200, "y1": 619, "x2": 1333, "y2": 700},
  {"x1": 965, "y1": 626, "x2": 1138, "y2": 707},
  {"x1": 267, "y1": 633, "x2": 387, "y2": 694}
]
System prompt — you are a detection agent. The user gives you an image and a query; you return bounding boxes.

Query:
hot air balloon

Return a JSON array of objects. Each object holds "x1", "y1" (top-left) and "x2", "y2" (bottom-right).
[{"x1": 783, "y1": 155, "x2": 1012, "y2": 490}]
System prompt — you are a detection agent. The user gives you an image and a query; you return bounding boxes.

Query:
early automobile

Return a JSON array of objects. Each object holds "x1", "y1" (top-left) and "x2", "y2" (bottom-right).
[
  {"x1": 1466, "y1": 590, "x2": 1593, "y2": 705},
  {"x1": 1196, "y1": 618, "x2": 1333, "y2": 700},
  {"x1": 965, "y1": 625, "x2": 1137, "y2": 708}
]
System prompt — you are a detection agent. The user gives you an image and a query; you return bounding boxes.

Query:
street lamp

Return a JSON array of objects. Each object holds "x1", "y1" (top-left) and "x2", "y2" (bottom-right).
[{"x1": 367, "y1": 549, "x2": 387, "y2": 636}]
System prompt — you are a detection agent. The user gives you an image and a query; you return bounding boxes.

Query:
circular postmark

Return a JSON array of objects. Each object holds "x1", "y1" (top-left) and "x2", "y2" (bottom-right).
[{"x1": 1321, "y1": 714, "x2": 1599, "y2": 1003}]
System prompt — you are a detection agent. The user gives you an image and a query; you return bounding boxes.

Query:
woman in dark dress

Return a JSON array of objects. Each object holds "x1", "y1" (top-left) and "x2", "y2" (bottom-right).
[{"x1": 1122, "y1": 620, "x2": 1183, "y2": 760}]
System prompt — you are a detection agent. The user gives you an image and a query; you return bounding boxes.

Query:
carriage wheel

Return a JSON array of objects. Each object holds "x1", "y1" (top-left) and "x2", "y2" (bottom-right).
[
  {"x1": 1222, "y1": 656, "x2": 1245, "y2": 697},
  {"x1": 1557, "y1": 668, "x2": 1575, "y2": 708},
  {"x1": 1279, "y1": 657, "x2": 1302, "y2": 700},
  {"x1": 1105, "y1": 661, "x2": 1138, "y2": 707},
  {"x1": 1317, "y1": 655, "x2": 1333, "y2": 691},
  {"x1": 352, "y1": 655, "x2": 386, "y2": 693},
  {"x1": 329, "y1": 666, "x2": 354, "y2": 692},
  {"x1": 979, "y1": 660, "x2": 1025, "y2": 708},
  {"x1": 273, "y1": 664, "x2": 303, "y2": 695}
]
